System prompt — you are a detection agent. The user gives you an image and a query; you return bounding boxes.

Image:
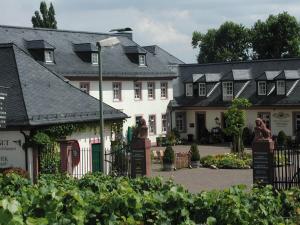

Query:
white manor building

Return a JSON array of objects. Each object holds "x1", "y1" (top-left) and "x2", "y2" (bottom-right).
[{"x1": 0, "y1": 25, "x2": 183, "y2": 144}]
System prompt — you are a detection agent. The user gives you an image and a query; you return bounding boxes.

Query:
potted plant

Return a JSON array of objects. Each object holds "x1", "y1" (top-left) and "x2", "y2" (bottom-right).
[
  {"x1": 162, "y1": 146, "x2": 175, "y2": 171},
  {"x1": 156, "y1": 135, "x2": 162, "y2": 147},
  {"x1": 190, "y1": 143, "x2": 200, "y2": 168}
]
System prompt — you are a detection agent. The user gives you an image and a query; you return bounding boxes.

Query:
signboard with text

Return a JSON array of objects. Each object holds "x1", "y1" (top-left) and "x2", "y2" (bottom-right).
[{"x1": 0, "y1": 87, "x2": 8, "y2": 129}]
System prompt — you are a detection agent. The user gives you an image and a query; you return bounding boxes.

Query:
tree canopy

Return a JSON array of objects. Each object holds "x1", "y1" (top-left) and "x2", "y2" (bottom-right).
[
  {"x1": 192, "y1": 12, "x2": 300, "y2": 63},
  {"x1": 31, "y1": 1, "x2": 57, "y2": 29}
]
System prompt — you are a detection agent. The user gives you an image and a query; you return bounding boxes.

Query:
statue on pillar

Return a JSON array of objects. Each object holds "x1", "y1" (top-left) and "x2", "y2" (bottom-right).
[
  {"x1": 254, "y1": 118, "x2": 272, "y2": 141},
  {"x1": 133, "y1": 118, "x2": 148, "y2": 139}
]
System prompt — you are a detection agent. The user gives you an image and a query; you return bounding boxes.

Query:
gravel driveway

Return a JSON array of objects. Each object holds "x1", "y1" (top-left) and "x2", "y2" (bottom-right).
[{"x1": 151, "y1": 145, "x2": 253, "y2": 193}]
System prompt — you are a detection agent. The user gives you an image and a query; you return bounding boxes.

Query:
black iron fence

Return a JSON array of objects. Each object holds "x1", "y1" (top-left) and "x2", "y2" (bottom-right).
[{"x1": 273, "y1": 145, "x2": 300, "y2": 189}]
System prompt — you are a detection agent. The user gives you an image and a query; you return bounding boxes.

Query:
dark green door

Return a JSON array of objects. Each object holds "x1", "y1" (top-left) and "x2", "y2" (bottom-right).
[{"x1": 92, "y1": 143, "x2": 102, "y2": 172}]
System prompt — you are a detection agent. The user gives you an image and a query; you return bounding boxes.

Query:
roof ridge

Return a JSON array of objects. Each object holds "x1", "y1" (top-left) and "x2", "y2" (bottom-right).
[
  {"x1": 181, "y1": 57, "x2": 300, "y2": 67},
  {"x1": 0, "y1": 24, "x2": 125, "y2": 37}
]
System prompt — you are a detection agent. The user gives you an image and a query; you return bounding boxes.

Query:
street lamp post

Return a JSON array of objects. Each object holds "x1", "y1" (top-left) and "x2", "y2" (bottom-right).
[{"x1": 96, "y1": 37, "x2": 120, "y2": 174}]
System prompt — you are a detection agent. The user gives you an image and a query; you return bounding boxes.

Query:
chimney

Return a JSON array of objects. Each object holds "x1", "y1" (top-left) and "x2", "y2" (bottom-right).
[{"x1": 109, "y1": 27, "x2": 133, "y2": 40}]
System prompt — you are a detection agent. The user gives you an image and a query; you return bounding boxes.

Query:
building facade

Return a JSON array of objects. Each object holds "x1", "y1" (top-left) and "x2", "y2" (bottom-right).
[
  {"x1": 0, "y1": 25, "x2": 179, "y2": 143},
  {"x1": 170, "y1": 58, "x2": 300, "y2": 141}
]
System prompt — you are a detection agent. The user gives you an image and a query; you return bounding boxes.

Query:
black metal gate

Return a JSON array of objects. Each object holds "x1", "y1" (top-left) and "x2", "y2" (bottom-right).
[
  {"x1": 105, "y1": 143, "x2": 131, "y2": 177},
  {"x1": 274, "y1": 145, "x2": 300, "y2": 189}
]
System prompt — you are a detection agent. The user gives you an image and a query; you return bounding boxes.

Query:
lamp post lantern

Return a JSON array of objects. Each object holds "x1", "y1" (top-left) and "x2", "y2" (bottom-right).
[{"x1": 96, "y1": 37, "x2": 120, "y2": 174}]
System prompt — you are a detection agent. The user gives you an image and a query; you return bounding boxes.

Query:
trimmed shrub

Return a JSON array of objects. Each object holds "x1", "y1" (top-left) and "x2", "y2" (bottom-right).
[
  {"x1": 1, "y1": 167, "x2": 29, "y2": 179},
  {"x1": 190, "y1": 144, "x2": 200, "y2": 161},
  {"x1": 163, "y1": 146, "x2": 175, "y2": 164},
  {"x1": 277, "y1": 130, "x2": 287, "y2": 146}
]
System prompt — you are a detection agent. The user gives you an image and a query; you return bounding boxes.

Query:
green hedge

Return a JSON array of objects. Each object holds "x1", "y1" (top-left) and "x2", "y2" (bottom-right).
[
  {"x1": 0, "y1": 173, "x2": 299, "y2": 224},
  {"x1": 201, "y1": 153, "x2": 252, "y2": 169}
]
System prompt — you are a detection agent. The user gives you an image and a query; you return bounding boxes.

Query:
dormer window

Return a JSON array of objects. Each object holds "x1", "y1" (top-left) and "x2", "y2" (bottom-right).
[
  {"x1": 258, "y1": 81, "x2": 267, "y2": 95},
  {"x1": 222, "y1": 81, "x2": 233, "y2": 101},
  {"x1": 276, "y1": 80, "x2": 285, "y2": 95},
  {"x1": 91, "y1": 53, "x2": 98, "y2": 65},
  {"x1": 44, "y1": 50, "x2": 54, "y2": 63},
  {"x1": 186, "y1": 83, "x2": 193, "y2": 96},
  {"x1": 139, "y1": 55, "x2": 146, "y2": 66},
  {"x1": 199, "y1": 83, "x2": 206, "y2": 96}
]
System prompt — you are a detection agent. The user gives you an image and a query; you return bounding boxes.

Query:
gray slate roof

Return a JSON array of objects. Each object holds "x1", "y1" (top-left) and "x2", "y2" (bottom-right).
[
  {"x1": 143, "y1": 45, "x2": 184, "y2": 65},
  {"x1": 0, "y1": 25, "x2": 175, "y2": 79},
  {"x1": 171, "y1": 58, "x2": 300, "y2": 108},
  {"x1": 0, "y1": 43, "x2": 128, "y2": 127}
]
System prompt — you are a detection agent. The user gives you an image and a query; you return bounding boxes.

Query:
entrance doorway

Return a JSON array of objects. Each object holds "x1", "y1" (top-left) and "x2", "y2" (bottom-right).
[
  {"x1": 92, "y1": 143, "x2": 102, "y2": 172},
  {"x1": 196, "y1": 112, "x2": 206, "y2": 142}
]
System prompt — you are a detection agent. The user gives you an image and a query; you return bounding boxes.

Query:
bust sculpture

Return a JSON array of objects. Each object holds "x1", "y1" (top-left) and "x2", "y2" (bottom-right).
[
  {"x1": 134, "y1": 118, "x2": 148, "y2": 139},
  {"x1": 254, "y1": 118, "x2": 272, "y2": 141}
]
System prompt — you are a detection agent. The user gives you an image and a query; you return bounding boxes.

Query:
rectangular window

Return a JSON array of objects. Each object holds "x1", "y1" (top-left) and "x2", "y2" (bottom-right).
[
  {"x1": 277, "y1": 80, "x2": 285, "y2": 95},
  {"x1": 175, "y1": 112, "x2": 186, "y2": 132},
  {"x1": 258, "y1": 81, "x2": 267, "y2": 95},
  {"x1": 139, "y1": 55, "x2": 146, "y2": 66},
  {"x1": 198, "y1": 83, "x2": 206, "y2": 96},
  {"x1": 135, "y1": 116, "x2": 143, "y2": 126},
  {"x1": 160, "y1": 82, "x2": 168, "y2": 99},
  {"x1": 258, "y1": 112, "x2": 271, "y2": 129},
  {"x1": 91, "y1": 53, "x2": 98, "y2": 65},
  {"x1": 147, "y1": 82, "x2": 155, "y2": 99},
  {"x1": 161, "y1": 114, "x2": 167, "y2": 133},
  {"x1": 148, "y1": 115, "x2": 156, "y2": 134},
  {"x1": 79, "y1": 82, "x2": 90, "y2": 94},
  {"x1": 134, "y1": 82, "x2": 142, "y2": 100},
  {"x1": 44, "y1": 50, "x2": 54, "y2": 63},
  {"x1": 222, "y1": 82, "x2": 233, "y2": 101},
  {"x1": 113, "y1": 82, "x2": 121, "y2": 101},
  {"x1": 185, "y1": 83, "x2": 193, "y2": 96}
]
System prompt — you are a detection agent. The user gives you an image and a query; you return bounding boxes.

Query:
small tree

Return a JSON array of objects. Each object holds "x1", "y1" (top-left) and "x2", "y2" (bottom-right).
[
  {"x1": 32, "y1": 1, "x2": 57, "y2": 29},
  {"x1": 277, "y1": 130, "x2": 287, "y2": 147},
  {"x1": 224, "y1": 98, "x2": 251, "y2": 153},
  {"x1": 190, "y1": 144, "x2": 200, "y2": 162},
  {"x1": 163, "y1": 146, "x2": 175, "y2": 165}
]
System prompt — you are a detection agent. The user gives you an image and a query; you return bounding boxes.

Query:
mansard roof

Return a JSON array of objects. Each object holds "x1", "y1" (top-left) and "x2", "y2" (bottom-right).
[
  {"x1": 172, "y1": 58, "x2": 300, "y2": 108},
  {"x1": 0, "y1": 25, "x2": 176, "y2": 79},
  {"x1": 0, "y1": 43, "x2": 128, "y2": 128}
]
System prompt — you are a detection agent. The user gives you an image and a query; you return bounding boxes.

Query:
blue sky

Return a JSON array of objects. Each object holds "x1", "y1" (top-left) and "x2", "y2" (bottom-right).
[{"x1": 1, "y1": 0, "x2": 300, "y2": 63}]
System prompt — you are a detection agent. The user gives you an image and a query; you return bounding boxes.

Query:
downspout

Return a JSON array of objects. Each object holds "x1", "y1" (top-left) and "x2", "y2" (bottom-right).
[{"x1": 20, "y1": 130, "x2": 29, "y2": 171}]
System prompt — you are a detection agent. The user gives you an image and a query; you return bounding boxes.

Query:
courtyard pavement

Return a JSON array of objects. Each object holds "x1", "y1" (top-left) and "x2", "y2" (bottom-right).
[{"x1": 151, "y1": 145, "x2": 253, "y2": 193}]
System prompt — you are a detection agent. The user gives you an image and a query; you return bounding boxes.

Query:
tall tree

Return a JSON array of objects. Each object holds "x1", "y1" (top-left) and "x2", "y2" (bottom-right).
[
  {"x1": 32, "y1": 1, "x2": 57, "y2": 29},
  {"x1": 251, "y1": 12, "x2": 300, "y2": 59},
  {"x1": 192, "y1": 22, "x2": 250, "y2": 63}
]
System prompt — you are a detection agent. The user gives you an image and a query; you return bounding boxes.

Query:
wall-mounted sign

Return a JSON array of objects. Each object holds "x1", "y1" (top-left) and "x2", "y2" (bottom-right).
[
  {"x1": 0, "y1": 87, "x2": 8, "y2": 129},
  {"x1": 273, "y1": 112, "x2": 290, "y2": 128}
]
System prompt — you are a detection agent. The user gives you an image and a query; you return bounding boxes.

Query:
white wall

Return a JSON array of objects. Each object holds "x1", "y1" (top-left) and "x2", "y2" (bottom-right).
[
  {"x1": 70, "y1": 80, "x2": 173, "y2": 143},
  {"x1": 172, "y1": 108, "x2": 299, "y2": 140}
]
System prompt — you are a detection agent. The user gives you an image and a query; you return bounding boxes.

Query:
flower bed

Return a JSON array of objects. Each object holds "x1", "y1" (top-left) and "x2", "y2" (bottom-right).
[
  {"x1": 200, "y1": 153, "x2": 252, "y2": 169},
  {"x1": 0, "y1": 173, "x2": 299, "y2": 224}
]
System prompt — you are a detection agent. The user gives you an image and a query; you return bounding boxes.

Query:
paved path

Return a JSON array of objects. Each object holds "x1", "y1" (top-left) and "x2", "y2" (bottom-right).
[{"x1": 151, "y1": 145, "x2": 253, "y2": 193}]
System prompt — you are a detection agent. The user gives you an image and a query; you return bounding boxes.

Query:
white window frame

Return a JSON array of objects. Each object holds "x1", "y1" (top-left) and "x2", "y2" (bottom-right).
[
  {"x1": 147, "y1": 82, "x2": 155, "y2": 99},
  {"x1": 198, "y1": 83, "x2": 206, "y2": 96},
  {"x1": 139, "y1": 55, "x2": 146, "y2": 66},
  {"x1": 148, "y1": 115, "x2": 156, "y2": 135},
  {"x1": 113, "y1": 82, "x2": 121, "y2": 101},
  {"x1": 91, "y1": 52, "x2": 98, "y2": 65},
  {"x1": 160, "y1": 82, "x2": 168, "y2": 99},
  {"x1": 44, "y1": 50, "x2": 54, "y2": 63},
  {"x1": 79, "y1": 82, "x2": 90, "y2": 94},
  {"x1": 176, "y1": 113, "x2": 184, "y2": 132},
  {"x1": 258, "y1": 81, "x2": 267, "y2": 95},
  {"x1": 222, "y1": 81, "x2": 233, "y2": 101},
  {"x1": 185, "y1": 83, "x2": 193, "y2": 96},
  {"x1": 134, "y1": 82, "x2": 142, "y2": 100},
  {"x1": 277, "y1": 80, "x2": 285, "y2": 95},
  {"x1": 135, "y1": 115, "x2": 143, "y2": 126},
  {"x1": 161, "y1": 114, "x2": 167, "y2": 133}
]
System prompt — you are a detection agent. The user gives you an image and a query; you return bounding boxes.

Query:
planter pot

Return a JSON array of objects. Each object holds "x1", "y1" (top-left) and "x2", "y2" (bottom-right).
[
  {"x1": 191, "y1": 161, "x2": 200, "y2": 168},
  {"x1": 163, "y1": 163, "x2": 174, "y2": 171}
]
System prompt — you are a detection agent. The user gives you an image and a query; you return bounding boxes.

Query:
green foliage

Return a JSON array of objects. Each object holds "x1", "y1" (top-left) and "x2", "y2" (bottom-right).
[
  {"x1": 200, "y1": 153, "x2": 252, "y2": 169},
  {"x1": 252, "y1": 12, "x2": 300, "y2": 59},
  {"x1": 166, "y1": 129, "x2": 181, "y2": 146},
  {"x1": 277, "y1": 130, "x2": 287, "y2": 146},
  {"x1": 190, "y1": 144, "x2": 200, "y2": 161},
  {"x1": 163, "y1": 146, "x2": 175, "y2": 164},
  {"x1": 192, "y1": 21, "x2": 251, "y2": 63},
  {"x1": 31, "y1": 1, "x2": 57, "y2": 29},
  {"x1": 224, "y1": 98, "x2": 251, "y2": 153},
  {"x1": 0, "y1": 174, "x2": 300, "y2": 224}
]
